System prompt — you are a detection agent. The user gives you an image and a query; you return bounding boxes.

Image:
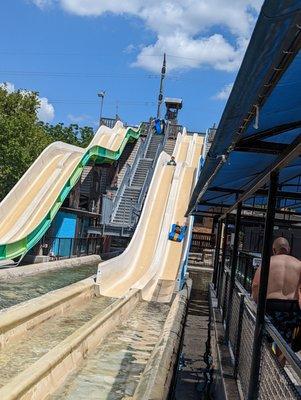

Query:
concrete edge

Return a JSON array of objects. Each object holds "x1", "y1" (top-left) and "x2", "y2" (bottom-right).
[
  {"x1": 0, "y1": 288, "x2": 141, "y2": 400},
  {"x1": 0, "y1": 277, "x2": 95, "y2": 348},
  {"x1": 133, "y1": 280, "x2": 192, "y2": 400},
  {"x1": 209, "y1": 283, "x2": 242, "y2": 400},
  {"x1": 0, "y1": 255, "x2": 101, "y2": 280}
]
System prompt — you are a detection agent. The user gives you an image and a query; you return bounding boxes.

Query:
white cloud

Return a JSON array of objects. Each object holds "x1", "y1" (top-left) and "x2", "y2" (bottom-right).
[
  {"x1": 123, "y1": 44, "x2": 136, "y2": 54},
  {"x1": 67, "y1": 114, "x2": 98, "y2": 127},
  {"x1": 67, "y1": 113, "x2": 90, "y2": 123},
  {"x1": 31, "y1": 0, "x2": 53, "y2": 8},
  {"x1": 38, "y1": 97, "x2": 55, "y2": 122},
  {"x1": 0, "y1": 82, "x2": 15, "y2": 93},
  {"x1": 32, "y1": 0, "x2": 264, "y2": 72},
  {"x1": 213, "y1": 83, "x2": 234, "y2": 100},
  {"x1": 1, "y1": 81, "x2": 55, "y2": 122}
]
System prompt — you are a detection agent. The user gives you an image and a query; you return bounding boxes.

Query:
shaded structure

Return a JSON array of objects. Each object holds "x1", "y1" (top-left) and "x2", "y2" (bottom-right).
[{"x1": 187, "y1": 1, "x2": 301, "y2": 399}]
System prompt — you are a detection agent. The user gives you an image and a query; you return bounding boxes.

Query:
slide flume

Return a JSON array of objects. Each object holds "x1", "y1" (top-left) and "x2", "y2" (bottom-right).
[
  {"x1": 96, "y1": 131, "x2": 203, "y2": 302},
  {"x1": 0, "y1": 122, "x2": 141, "y2": 261}
]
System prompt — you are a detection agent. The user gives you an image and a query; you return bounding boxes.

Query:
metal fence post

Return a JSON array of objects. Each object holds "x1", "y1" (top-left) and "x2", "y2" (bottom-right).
[
  {"x1": 69, "y1": 238, "x2": 73, "y2": 258},
  {"x1": 213, "y1": 219, "x2": 223, "y2": 289},
  {"x1": 225, "y1": 202, "x2": 242, "y2": 343},
  {"x1": 58, "y1": 238, "x2": 61, "y2": 259},
  {"x1": 217, "y1": 215, "x2": 229, "y2": 306},
  {"x1": 247, "y1": 172, "x2": 278, "y2": 400},
  {"x1": 234, "y1": 293, "x2": 245, "y2": 379}
]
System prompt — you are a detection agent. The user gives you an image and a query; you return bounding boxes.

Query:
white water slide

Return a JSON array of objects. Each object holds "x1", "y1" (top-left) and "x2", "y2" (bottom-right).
[{"x1": 96, "y1": 131, "x2": 203, "y2": 302}]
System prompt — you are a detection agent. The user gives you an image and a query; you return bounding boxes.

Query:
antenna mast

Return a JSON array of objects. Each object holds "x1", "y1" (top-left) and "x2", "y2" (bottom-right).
[{"x1": 156, "y1": 53, "x2": 166, "y2": 119}]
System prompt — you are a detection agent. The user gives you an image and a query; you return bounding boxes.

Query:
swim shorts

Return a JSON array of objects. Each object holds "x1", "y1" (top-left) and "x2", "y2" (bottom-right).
[{"x1": 266, "y1": 299, "x2": 301, "y2": 352}]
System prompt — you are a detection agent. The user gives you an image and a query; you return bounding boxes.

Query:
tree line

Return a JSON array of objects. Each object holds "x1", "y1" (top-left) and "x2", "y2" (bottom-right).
[{"x1": 0, "y1": 86, "x2": 94, "y2": 201}]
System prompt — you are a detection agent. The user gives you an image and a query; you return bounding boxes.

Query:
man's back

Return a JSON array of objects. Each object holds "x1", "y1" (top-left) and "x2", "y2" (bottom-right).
[
  {"x1": 252, "y1": 238, "x2": 301, "y2": 354},
  {"x1": 267, "y1": 255, "x2": 301, "y2": 300}
]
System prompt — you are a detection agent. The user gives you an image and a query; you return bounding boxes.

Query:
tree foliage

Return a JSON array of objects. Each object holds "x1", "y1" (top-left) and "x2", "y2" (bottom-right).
[
  {"x1": 0, "y1": 87, "x2": 94, "y2": 201},
  {"x1": 41, "y1": 122, "x2": 94, "y2": 148},
  {"x1": 0, "y1": 87, "x2": 50, "y2": 200}
]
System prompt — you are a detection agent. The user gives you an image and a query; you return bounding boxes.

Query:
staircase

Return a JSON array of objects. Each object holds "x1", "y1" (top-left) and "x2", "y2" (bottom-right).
[
  {"x1": 117, "y1": 139, "x2": 142, "y2": 188},
  {"x1": 111, "y1": 134, "x2": 165, "y2": 227},
  {"x1": 164, "y1": 138, "x2": 176, "y2": 156},
  {"x1": 131, "y1": 159, "x2": 153, "y2": 187},
  {"x1": 146, "y1": 134, "x2": 163, "y2": 158},
  {"x1": 112, "y1": 187, "x2": 140, "y2": 225},
  {"x1": 188, "y1": 249, "x2": 214, "y2": 268}
]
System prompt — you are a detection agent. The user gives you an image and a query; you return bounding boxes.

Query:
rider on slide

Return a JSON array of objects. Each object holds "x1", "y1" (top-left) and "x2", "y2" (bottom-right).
[{"x1": 169, "y1": 221, "x2": 187, "y2": 242}]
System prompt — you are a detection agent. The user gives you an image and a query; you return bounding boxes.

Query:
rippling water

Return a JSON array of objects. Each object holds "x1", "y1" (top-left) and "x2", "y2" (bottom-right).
[
  {"x1": 0, "y1": 295, "x2": 113, "y2": 388},
  {"x1": 0, "y1": 264, "x2": 98, "y2": 310},
  {"x1": 50, "y1": 301, "x2": 170, "y2": 400}
]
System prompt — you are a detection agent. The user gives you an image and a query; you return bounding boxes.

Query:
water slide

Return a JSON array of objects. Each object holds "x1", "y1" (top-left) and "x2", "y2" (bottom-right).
[
  {"x1": 0, "y1": 130, "x2": 203, "y2": 400},
  {"x1": 0, "y1": 122, "x2": 141, "y2": 261},
  {"x1": 96, "y1": 131, "x2": 203, "y2": 302}
]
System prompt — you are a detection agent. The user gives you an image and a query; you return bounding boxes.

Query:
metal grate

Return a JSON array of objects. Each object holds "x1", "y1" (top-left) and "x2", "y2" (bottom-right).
[
  {"x1": 229, "y1": 289, "x2": 241, "y2": 355},
  {"x1": 258, "y1": 338, "x2": 301, "y2": 400},
  {"x1": 237, "y1": 305, "x2": 255, "y2": 398},
  {"x1": 222, "y1": 271, "x2": 230, "y2": 321}
]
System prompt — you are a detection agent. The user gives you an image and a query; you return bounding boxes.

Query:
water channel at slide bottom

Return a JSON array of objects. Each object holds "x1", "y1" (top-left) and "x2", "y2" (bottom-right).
[
  {"x1": 50, "y1": 301, "x2": 170, "y2": 400},
  {"x1": 0, "y1": 264, "x2": 98, "y2": 310},
  {"x1": 0, "y1": 294, "x2": 114, "y2": 388}
]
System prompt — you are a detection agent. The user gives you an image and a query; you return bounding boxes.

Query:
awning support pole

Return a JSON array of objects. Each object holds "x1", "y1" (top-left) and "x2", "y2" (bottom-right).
[
  {"x1": 247, "y1": 171, "x2": 279, "y2": 400},
  {"x1": 217, "y1": 214, "x2": 229, "y2": 308},
  {"x1": 225, "y1": 202, "x2": 242, "y2": 343},
  {"x1": 213, "y1": 219, "x2": 223, "y2": 289}
]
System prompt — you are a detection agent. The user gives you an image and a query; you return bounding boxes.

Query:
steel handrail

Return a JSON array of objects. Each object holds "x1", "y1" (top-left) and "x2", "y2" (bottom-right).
[
  {"x1": 110, "y1": 123, "x2": 151, "y2": 220},
  {"x1": 142, "y1": 118, "x2": 155, "y2": 158},
  {"x1": 110, "y1": 163, "x2": 131, "y2": 221},
  {"x1": 223, "y1": 267, "x2": 301, "y2": 381},
  {"x1": 129, "y1": 123, "x2": 153, "y2": 186}
]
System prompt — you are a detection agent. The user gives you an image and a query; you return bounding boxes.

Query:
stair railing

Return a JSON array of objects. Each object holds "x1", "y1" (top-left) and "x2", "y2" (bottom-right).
[
  {"x1": 128, "y1": 122, "x2": 153, "y2": 186},
  {"x1": 109, "y1": 163, "x2": 131, "y2": 221},
  {"x1": 110, "y1": 123, "x2": 152, "y2": 221},
  {"x1": 142, "y1": 118, "x2": 155, "y2": 158}
]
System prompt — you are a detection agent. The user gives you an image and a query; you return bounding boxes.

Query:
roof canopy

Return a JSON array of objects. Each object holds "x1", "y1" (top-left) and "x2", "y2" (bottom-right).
[{"x1": 187, "y1": 0, "x2": 301, "y2": 218}]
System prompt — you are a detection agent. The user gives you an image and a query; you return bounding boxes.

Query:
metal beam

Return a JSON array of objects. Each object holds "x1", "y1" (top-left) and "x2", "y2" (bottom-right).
[
  {"x1": 235, "y1": 140, "x2": 288, "y2": 154},
  {"x1": 213, "y1": 220, "x2": 223, "y2": 289},
  {"x1": 220, "y1": 134, "x2": 301, "y2": 219},
  {"x1": 247, "y1": 172, "x2": 279, "y2": 400},
  {"x1": 217, "y1": 215, "x2": 229, "y2": 308},
  {"x1": 225, "y1": 202, "x2": 242, "y2": 343},
  {"x1": 209, "y1": 186, "x2": 301, "y2": 201},
  {"x1": 238, "y1": 121, "x2": 301, "y2": 144}
]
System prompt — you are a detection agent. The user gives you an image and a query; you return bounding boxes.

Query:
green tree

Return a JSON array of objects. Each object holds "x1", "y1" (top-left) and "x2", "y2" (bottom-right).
[
  {"x1": 0, "y1": 85, "x2": 95, "y2": 201},
  {"x1": 41, "y1": 122, "x2": 94, "y2": 148},
  {"x1": 0, "y1": 87, "x2": 51, "y2": 200}
]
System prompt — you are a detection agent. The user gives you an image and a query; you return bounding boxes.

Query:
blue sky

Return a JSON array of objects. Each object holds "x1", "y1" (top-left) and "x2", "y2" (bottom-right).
[{"x1": 0, "y1": 0, "x2": 262, "y2": 132}]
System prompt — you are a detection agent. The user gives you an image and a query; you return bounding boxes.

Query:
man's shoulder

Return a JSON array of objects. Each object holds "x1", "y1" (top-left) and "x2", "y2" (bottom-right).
[{"x1": 271, "y1": 254, "x2": 301, "y2": 267}]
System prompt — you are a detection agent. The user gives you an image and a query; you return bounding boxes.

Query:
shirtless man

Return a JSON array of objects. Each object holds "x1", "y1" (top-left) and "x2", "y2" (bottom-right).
[{"x1": 252, "y1": 237, "x2": 301, "y2": 354}]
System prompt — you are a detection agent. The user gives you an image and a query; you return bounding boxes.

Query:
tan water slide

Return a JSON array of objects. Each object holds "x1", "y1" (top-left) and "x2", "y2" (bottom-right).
[
  {"x1": 96, "y1": 132, "x2": 203, "y2": 302},
  {"x1": 0, "y1": 122, "x2": 140, "y2": 260}
]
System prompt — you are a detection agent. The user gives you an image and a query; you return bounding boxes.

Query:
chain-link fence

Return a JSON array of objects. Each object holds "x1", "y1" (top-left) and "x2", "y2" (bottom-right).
[
  {"x1": 218, "y1": 267, "x2": 301, "y2": 399},
  {"x1": 36, "y1": 236, "x2": 102, "y2": 259}
]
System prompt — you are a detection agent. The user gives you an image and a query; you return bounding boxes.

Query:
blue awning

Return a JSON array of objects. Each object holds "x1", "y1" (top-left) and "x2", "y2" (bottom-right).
[{"x1": 187, "y1": 0, "x2": 301, "y2": 216}]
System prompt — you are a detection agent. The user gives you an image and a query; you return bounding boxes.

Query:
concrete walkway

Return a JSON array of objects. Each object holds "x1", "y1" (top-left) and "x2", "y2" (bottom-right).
[{"x1": 173, "y1": 266, "x2": 213, "y2": 399}]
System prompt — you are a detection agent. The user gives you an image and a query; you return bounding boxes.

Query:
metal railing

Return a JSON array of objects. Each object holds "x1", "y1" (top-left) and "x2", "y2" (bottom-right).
[
  {"x1": 190, "y1": 232, "x2": 215, "y2": 253},
  {"x1": 101, "y1": 118, "x2": 168, "y2": 230},
  {"x1": 101, "y1": 124, "x2": 151, "y2": 224},
  {"x1": 168, "y1": 124, "x2": 183, "y2": 139},
  {"x1": 38, "y1": 236, "x2": 102, "y2": 259},
  {"x1": 217, "y1": 266, "x2": 301, "y2": 399},
  {"x1": 100, "y1": 117, "x2": 118, "y2": 128}
]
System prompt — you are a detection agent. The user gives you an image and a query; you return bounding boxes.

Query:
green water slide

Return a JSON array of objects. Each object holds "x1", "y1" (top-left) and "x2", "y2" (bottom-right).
[{"x1": 0, "y1": 122, "x2": 143, "y2": 260}]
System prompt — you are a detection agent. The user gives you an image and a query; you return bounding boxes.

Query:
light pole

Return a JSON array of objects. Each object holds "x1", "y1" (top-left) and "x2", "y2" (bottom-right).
[{"x1": 98, "y1": 90, "x2": 106, "y2": 126}]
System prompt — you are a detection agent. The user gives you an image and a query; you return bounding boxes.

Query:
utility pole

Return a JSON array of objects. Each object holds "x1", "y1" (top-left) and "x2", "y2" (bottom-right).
[
  {"x1": 98, "y1": 90, "x2": 106, "y2": 125},
  {"x1": 156, "y1": 53, "x2": 166, "y2": 119}
]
